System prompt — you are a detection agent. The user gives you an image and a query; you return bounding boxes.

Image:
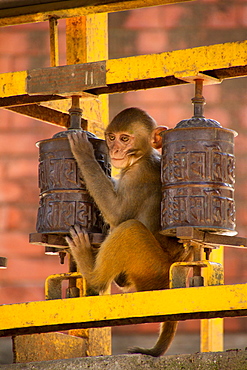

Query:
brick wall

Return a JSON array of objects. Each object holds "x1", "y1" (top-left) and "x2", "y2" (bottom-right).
[
  {"x1": 0, "y1": 22, "x2": 68, "y2": 305},
  {"x1": 0, "y1": 0, "x2": 247, "y2": 334}
]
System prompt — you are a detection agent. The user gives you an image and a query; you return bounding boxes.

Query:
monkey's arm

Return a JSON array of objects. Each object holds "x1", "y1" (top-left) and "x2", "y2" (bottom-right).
[{"x1": 68, "y1": 131, "x2": 122, "y2": 226}]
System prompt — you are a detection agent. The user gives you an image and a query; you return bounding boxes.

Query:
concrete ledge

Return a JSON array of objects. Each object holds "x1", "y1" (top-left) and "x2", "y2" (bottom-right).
[{"x1": 0, "y1": 350, "x2": 247, "y2": 370}]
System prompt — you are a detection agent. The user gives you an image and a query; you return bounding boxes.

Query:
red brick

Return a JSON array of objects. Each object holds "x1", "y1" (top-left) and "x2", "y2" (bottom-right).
[
  {"x1": 124, "y1": 8, "x2": 162, "y2": 29},
  {"x1": 2, "y1": 255, "x2": 67, "y2": 284},
  {"x1": 205, "y1": 5, "x2": 238, "y2": 28},
  {"x1": 178, "y1": 320, "x2": 200, "y2": 332},
  {"x1": 113, "y1": 323, "x2": 160, "y2": 334},
  {"x1": 5, "y1": 158, "x2": 38, "y2": 179},
  {"x1": 238, "y1": 106, "x2": 247, "y2": 129},
  {"x1": 0, "y1": 111, "x2": 33, "y2": 131},
  {"x1": 12, "y1": 55, "x2": 31, "y2": 72},
  {"x1": 225, "y1": 317, "x2": 243, "y2": 332},
  {"x1": 203, "y1": 84, "x2": 221, "y2": 104},
  {"x1": 0, "y1": 206, "x2": 21, "y2": 232},
  {"x1": 136, "y1": 30, "x2": 168, "y2": 54},
  {"x1": 0, "y1": 133, "x2": 41, "y2": 155},
  {"x1": 124, "y1": 87, "x2": 178, "y2": 105},
  {"x1": 204, "y1": 107, "x2": 231, "y2": 128},
  {"x1": 0, "y1": 31, "x2": 29, "y2": 55},
  {"x1": 158, "y1": 5, "x2": 191, "y2": 29},
  {"x1": 0, "y1": 205, "x2": 38, "y2": 233},
  {"x1": 233, "y1": 135, "x2": 247, "y2": 155},
  {"x1": 0, "y1": 285, "x2": 46, "y2": 305},
  {"x1": 238, "y1": 4, "x2": 247, "y2": 26},
  {"x1": 0, "y1": 231, "x2": 41, "y2": 257},
  {"x1": 0, "y1": 55, "x2": 14, "y2": 73},
  {"x1": 0, "y1": 182, "x2": 23, "y2": 202}
]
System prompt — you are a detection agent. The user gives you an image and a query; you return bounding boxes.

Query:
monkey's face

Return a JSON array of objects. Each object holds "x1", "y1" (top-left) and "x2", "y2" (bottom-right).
[{"x1": 105, "y1": 132, "x2": 137, "y2": 169}]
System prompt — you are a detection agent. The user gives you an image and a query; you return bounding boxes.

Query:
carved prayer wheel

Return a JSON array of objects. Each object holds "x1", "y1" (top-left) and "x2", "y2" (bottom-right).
[
  {"x1": 161, "y1": 80, "x2": 237, "y2": 236},
  {"x1": 36, "y1": 130, "x2": 110, "y2": 236}
]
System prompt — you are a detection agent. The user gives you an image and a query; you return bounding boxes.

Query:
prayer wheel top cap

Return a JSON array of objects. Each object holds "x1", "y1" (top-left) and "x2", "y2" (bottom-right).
[
  {"x1": 52, "y1": 129, "x2": 97, "y2": 139},
  {"x1": 175, "y1": 116, "x2": 221, "y2": 128},
  {"x1": 159, "y1": 116, "x2": 238, "y2": 138},
  {"x1": 36, "y1": 129, "x2": 98, "y2": 147},
  {"x1": 171, "y1": 116, "x2": 238, "y2": 137}
]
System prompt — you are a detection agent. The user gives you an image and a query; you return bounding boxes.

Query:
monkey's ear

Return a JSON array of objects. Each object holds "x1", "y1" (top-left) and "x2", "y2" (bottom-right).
[{"x1": 151, "y1": 126, "x2": 168, "y2": 149}]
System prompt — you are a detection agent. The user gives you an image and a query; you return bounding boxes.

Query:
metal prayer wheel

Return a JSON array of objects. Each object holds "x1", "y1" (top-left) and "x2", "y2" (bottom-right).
[
  {"x1": 36, "y1": 130, "x2": 110, "y2": 236},
  {"x1": 161, "y1": 80, "x2": 238, "y2": 236}
]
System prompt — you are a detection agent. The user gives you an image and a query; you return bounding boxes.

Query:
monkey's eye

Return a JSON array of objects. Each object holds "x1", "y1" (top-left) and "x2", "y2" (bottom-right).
[
  {"x1": 107, "y1": 134, "x2": 115, "y2": 141},
  {"x1": 120, "y1": 135, "x2": 130, "y2": 143}
]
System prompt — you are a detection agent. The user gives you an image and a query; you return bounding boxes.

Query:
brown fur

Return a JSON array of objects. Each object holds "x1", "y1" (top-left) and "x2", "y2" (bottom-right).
[{"x1": 66, "y1": 107, "x2": 192, "y2": 357}]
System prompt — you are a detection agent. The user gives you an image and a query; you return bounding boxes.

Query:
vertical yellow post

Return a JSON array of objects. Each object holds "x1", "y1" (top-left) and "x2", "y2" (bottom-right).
[
  {"x1": 49, "y1": 17, "x2": 59, "y2": 67},
  {"x1": 66, "y1": 13, "x2": 111, "y2": 356},
  {"x1": 200, "y1": 246, "x2": 224, "y2": 352},
  {"x1": 66, "y1": 14, "x2": 109, "y2": 134}
]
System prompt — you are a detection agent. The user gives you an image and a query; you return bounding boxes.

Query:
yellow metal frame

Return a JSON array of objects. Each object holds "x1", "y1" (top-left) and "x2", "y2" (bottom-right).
[
  {"x1": 0, "y1": 283, "x2": 247, "y2": 337},
  {"x1": 1, "y1": 40, "x2": 246, "y2": 100},
  {"x1": 45, "y1": 272, "x2": 83, "y2": 300},
  {"x1": 0, "y1": 0, "x2": 194, "y2": 27}
]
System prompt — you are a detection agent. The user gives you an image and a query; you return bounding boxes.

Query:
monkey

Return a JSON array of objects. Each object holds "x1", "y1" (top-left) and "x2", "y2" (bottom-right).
[{"x1": 66, "y1": 107, "x2": 192, "y2": 357}]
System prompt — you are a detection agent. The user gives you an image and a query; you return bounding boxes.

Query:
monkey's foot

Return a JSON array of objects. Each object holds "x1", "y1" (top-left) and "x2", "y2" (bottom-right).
[
  {"x1": 65, "y1": 224, "x2": 90, "y2": 253},
  {"x1": 65, "y1": 224, "x2": 94, "y2": 272}
]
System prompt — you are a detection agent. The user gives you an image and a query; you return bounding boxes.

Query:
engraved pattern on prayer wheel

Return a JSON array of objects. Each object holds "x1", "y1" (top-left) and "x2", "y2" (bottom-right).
[
  {"x1": 36, "y1": 132, "x2": 110, "y2": 234},
  {"x1": 161, "y1": 125, "x2": 237, "y2": 236}
]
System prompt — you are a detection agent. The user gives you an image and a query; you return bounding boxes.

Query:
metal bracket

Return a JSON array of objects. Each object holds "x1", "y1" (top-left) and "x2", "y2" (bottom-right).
[
  {"x1": 26, "y1": 61, "x2": 106, "y2": 96},
  {"x1": 170, "y1": 260, "x2": 224, "y2": 289}
]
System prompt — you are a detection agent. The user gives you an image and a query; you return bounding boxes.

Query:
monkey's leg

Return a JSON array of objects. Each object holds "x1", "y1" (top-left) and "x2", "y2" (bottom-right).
[
  {"x1": 65, "y1": 225, "x2": 95, "y2": 280},
  {"x1": 90, "y1": 219, "x2": 171, "y2": 293}
]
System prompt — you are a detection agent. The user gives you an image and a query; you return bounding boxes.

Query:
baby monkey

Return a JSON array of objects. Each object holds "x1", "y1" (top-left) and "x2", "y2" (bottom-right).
[{"x1": 66, "y1": 107, "x2": 191, "y2": 357}]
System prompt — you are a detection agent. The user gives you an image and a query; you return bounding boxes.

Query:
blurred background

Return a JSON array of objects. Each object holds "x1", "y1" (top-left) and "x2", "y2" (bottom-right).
[{"x1": 0, "y1": 0, "x2": 247, "y2": 364}]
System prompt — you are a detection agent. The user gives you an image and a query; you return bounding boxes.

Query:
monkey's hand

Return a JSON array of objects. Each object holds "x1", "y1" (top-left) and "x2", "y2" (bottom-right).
[
  {"x1": 68, "y1": 131, "x2": 95, "y2": 163},
  {"x1": 65, "y1": 224, "x2": 95, "y2": 276}
]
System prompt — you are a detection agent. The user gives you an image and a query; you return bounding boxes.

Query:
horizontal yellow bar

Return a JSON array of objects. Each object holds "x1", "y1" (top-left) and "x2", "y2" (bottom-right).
[
  {"x1": 0, "y1": 284, "x2": 247, "y2": 337},
  {"x1": 0, "y1": 41, "x2": 246, "y2": 99},
  {"x1": 106, "y1": 41, "x2": 247, "y2": 84},
  {"x1": 0, "y1": 0, "x2": 194, "y2": 27},
  {"x1": 0, "y1": 71, "x2": 27, "y2": 98}
]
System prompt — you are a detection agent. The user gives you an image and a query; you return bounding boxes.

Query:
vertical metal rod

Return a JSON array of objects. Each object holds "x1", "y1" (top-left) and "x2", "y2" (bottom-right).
[
  {"x1": 192, "y1": 79, "x2": 205, "y2": 118},
  {"x1": 68, "y1": 96, "x2": 83, "y2": 130},
  {"x1": 49, "y1": 17, "x2": 59, "y2": 67}
]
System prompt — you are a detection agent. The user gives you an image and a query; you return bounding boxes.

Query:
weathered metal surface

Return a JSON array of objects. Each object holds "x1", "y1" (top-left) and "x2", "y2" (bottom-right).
[
  {"x1": 8, "y1": 104, "x2": 71, "y2": 127},
  {"x1": 105, "y1": 41, "x2": 247, "y2": 86},
  {"x1": 13, "y1": 332, "x2": 87, "y2": 363},
  {"x1": 174, "y1": 227, "x2": 247, "y2": 247},
  {"x1": 45, "y1": 273, "x2": 83, "y2": 300},
  {"x1": 161, "y1": 126, "x2": 237, "y2": 236},
  {"x1": 35, "y1": 133, "x2": 110, "y2": 235},
  {"x1": 0, "y1": 94, "x2": 66, "y2": 108},
  {"x1": 49, "y1": 17, "x2": 59, "y2": 67},
  {"x1": 0, "y1": 41, "x2": 246, "y2": 99},
  {"x1": 26, "y1": 62, "x2": 106, "y2": 95},
  {"x1": 0, "y1": 0, "x2": 194, "y2": 26},
  {"x1": 0, "y1": 283, "x2": 247, "y2": 337},
  {"x1": 30, "y1": 229, "x2": 104, "y2": 248},
  {"x1": 170, "y1": 261, "x2": 224, "y2": 288}
]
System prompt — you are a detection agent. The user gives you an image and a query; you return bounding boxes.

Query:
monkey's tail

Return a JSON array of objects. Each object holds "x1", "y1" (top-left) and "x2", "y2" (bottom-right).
[{"x1": 128, "y1": 321, "x2": 177, "y2": 357}]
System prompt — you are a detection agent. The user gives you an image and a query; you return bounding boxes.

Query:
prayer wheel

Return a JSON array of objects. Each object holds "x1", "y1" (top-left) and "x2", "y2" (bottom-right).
[
  {"x1": 161, "y1": 80, "x2": 237, "y2": 236},
  {"x1": 36, "y1": 130, "x2": 110, "y2": 236}
]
